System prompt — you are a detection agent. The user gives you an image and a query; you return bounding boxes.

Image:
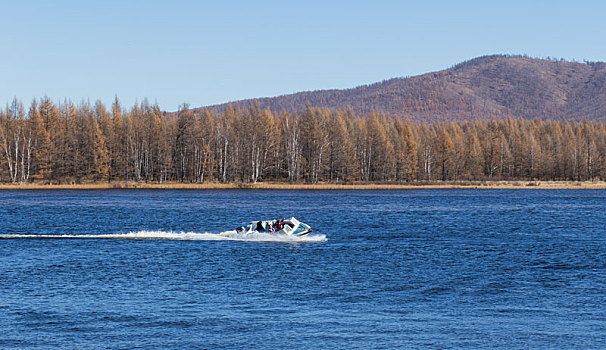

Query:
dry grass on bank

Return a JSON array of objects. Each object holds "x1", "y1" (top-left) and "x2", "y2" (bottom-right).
[{"x1": 1, "y1": 180, "x2": 606, "y2": 190}]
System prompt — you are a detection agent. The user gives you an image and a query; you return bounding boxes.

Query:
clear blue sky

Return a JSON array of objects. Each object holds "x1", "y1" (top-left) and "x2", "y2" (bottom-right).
[{"x1": 1, "y1": 0, "x2": 605, "y2": 111}]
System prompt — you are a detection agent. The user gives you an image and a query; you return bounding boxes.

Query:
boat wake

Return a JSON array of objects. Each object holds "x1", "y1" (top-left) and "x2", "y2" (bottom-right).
[{"x1": 0, "y1": 230, "x2": 327, "y2": 243}]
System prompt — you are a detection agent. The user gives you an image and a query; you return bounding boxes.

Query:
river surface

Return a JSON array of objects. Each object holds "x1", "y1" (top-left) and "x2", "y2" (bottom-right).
[{"x1": 0, "y1": 189, "x2": 604, "y2": 349}]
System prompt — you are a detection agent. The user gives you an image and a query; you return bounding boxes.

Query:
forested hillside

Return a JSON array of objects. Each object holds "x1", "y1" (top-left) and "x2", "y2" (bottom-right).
[
  {"x1": 1, "y1": 97, "x2": 605, "y2": 184},
  {"x1": 203, "y1": 55, "x2": 606, "y2": 122}
]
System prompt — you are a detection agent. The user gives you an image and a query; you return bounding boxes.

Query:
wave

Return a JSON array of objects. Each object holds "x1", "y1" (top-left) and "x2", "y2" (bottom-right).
[{"x1": 0, "y1": 230, "x2": 327, "y2": 243}]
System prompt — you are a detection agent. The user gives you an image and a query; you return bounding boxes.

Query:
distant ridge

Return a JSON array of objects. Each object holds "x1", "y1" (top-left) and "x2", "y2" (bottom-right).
[{"x1": 198, "y1": 55, "x2": 606, "y2": 122}]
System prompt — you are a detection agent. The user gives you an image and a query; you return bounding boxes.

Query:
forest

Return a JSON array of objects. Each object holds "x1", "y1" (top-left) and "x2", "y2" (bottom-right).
[{"x1": 1, "y1": 97, "x2": 605, "y2": 185}]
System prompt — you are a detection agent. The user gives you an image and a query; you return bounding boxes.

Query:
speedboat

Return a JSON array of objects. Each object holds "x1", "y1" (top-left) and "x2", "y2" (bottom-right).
[{"x1": 235, "y1": 217, "x2": 313, "y2": 236}]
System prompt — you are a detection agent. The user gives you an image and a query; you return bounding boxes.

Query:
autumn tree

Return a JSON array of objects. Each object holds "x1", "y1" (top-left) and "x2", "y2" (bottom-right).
[
  {"x1": 111, "y1": 96, "x2": 127, "y2": 180},
  {"x1": 281, "y1": 111, "x2": 302, "y2": 182},
  {"x1": 3, "y1": 96, "x2": 606, "y2": 184},
  {"x1": 28, "y1": 101, "x2": 52, "y2": 182},
  {"x1": 417, "y1": 124, "x2": 436, "y2": 181},
  {"x1": 434, "y1": 127, "x2": 455, "y2": 181},
  {"x1": 0, "y1": 98, "x2": 26, "y2": 183},
  {"x1": 392, "y1": 118, "x2": 417, "y2": 182},
  {"x1": 464, "y1": 126, "x2": 484, "y2": 179},
  {"x1": 299, "y1": 108, "x2": 330, "y2": 183},
  {"x1": 326, "y1": 110, "x2": 358, "y2": 182}
]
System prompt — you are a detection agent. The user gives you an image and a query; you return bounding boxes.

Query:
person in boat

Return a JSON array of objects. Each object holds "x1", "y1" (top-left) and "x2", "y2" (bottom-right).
[
  {"x1": 268, "y1": 223, "x2": 275, "y2": 233},
  {"x1": 256, "y1": 221, "x2": 264, "y2": 232}
]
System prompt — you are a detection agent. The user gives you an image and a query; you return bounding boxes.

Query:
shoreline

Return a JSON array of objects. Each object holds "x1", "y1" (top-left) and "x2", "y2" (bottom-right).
[{"x1": 0, "y1": 181, "x2": 605, "y2": 190}]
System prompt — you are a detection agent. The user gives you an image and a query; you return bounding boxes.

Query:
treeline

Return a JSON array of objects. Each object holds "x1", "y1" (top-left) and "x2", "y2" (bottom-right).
[{"x1": 1, "y1": 97, "x2": 605, "y2": 184}]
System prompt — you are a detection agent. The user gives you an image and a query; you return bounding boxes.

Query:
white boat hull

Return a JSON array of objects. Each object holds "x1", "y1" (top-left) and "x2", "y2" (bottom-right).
[{"x1": 235, "y1": 217, "x2": 313, "y2": 236}]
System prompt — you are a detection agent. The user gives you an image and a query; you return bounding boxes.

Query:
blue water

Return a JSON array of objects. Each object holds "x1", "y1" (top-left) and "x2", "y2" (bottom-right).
[{"x1": 0, "y1": 189, "x2": 605, "y2": 349}]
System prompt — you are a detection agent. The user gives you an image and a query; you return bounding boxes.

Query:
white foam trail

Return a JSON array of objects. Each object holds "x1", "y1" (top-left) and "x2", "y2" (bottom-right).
[{"x1": 0, "y1": 230, "x2": 327, "y2": 243}]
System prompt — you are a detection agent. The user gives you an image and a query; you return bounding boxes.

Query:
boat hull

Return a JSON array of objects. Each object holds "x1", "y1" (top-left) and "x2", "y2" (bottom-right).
[{"x1": 235, "y1": 217, "x2": 312, "y2": 237}]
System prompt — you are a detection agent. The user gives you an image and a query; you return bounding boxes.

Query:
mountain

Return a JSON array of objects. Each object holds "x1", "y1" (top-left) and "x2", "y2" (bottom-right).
[{"x1": 198, "y1": 55, "x2": 606, "y2": 122}]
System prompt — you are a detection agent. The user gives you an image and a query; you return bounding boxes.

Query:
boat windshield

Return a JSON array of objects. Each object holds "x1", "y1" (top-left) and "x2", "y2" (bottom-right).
[{"x1": 293, "y1": 223, "x2": 311, "y2": 235}]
